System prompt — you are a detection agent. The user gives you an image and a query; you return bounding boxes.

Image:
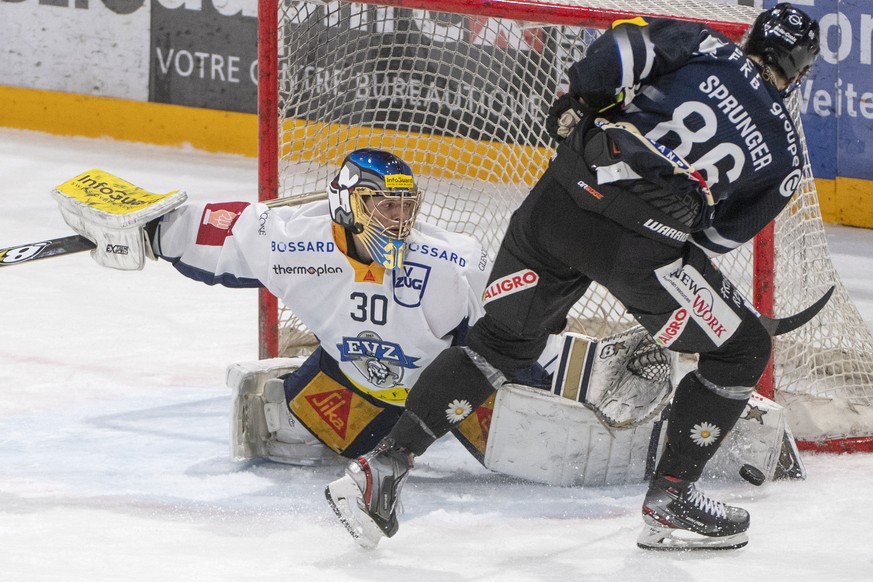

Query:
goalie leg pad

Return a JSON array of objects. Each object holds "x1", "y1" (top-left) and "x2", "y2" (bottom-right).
[
  {"x1": 227, "y1": 357, "x2": 336, "y2": 466},
  {"x1": 484, "y1": 383, "x2": 664, "y2": 486},
  {"x1": 704, "y1": 391, "x2": 805, "y2": 482},
  {"x1": 262, "y1": 378, "x2": 338, "y2": 466}
]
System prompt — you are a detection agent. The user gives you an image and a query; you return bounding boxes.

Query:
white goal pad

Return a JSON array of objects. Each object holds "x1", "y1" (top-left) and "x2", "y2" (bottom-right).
[
  {"x1": 226, "y1": 357, "x2": 338, "y2": 465},
  {"x1": 484, "y1": 385, "x2": 802, "y2": 487},
  {"x1": 485, "y1": 384, "x2": 663, "y2": 487}
]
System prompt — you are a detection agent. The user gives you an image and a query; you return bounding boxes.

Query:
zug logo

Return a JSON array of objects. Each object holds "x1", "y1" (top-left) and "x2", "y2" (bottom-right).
[{"x1": 393, "y1": 262, "x2": 430, "y2": 308}]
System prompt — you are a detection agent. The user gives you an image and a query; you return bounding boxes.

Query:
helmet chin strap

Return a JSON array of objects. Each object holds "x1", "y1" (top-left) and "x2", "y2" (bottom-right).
[{"x1": 751, "y1": 56, "x2": 793, "y2": 97}]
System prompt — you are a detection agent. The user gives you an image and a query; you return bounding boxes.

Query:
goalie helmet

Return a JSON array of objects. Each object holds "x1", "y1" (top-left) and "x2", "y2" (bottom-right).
[
  {"x1": 743, "y1": 3, "x2": 820, "y2": 96},
  {"x1": 328, "y1": 149, "x2": 422, "y2": 270}
]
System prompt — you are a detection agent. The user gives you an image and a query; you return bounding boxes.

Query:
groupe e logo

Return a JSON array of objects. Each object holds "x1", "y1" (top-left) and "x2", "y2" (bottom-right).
[{"x1": 3, "y1": 0, "x2": 256, "y2": 18}]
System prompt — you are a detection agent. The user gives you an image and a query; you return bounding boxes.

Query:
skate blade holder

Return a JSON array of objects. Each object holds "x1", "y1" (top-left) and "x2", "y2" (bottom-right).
[
  {"x1": 325, "y1": 478, "x2": 384, "y2": 549},
  {"x1": 637, "y1": 524, "x2": 749, "y2": 551}
]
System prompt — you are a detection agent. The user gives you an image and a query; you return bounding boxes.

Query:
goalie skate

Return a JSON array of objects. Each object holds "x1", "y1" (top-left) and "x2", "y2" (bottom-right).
[
  {"x1": 637, "y1": 476, "x2": 749, "y2": 551},
  {"x1": 325, "y1": 438, "x2": 412, "y2": 549}
]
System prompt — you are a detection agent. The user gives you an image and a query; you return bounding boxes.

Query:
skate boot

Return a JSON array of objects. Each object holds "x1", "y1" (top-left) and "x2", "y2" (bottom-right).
[
  {"x1": 637, "y1": 475, "x2": 750, "y2": 551},
  {"x1": 325, "y1": 437, "x2": 413, "y2": 548}
]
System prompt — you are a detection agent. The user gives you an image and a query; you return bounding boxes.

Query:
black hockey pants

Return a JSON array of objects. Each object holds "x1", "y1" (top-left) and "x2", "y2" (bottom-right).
[{"x1": 467, "y1": 170, "x2": 772, "y2": 388}]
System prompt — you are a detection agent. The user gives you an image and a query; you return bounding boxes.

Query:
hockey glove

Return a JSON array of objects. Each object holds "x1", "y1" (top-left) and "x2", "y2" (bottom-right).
[
  {"x1": 51, "y1": 169, "x2": 187, "y2": 270},
  {"x1": 545, "y1": 94, "x2": 589, "y2": 142},
  {"x1": 551, "y1": 327, "x2": 674, "y2": 429}
]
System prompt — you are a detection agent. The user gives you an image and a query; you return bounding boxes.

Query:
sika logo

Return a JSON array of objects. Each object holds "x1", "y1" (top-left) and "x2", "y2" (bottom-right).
[
  {"x1": 482, "y1": 269, "x2": 538, "y2": 304},
  {"x1": 304, "y1": 389, "x2": 352, "y2": 438}
]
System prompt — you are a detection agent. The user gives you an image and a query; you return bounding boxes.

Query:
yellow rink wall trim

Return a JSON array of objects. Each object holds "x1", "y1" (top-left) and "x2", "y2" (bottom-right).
[
  {"x1": 835, "y1": 177, "x2": 873, "y2": 228},
  {"x1": 2, "y1": 85, "x2": 872, "y2": 228},
  {"x1": 0, "y1": 86, "x2": 257, "y2": 157},
  {"x1": 280, "y1": 118, "x2": 553, "y2": 185}
]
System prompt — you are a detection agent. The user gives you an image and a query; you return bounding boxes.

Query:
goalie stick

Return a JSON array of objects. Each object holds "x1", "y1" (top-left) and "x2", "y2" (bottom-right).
[
  {"x1": 0, "y1": 234, "x2": 97, "y2": 267},
  {"x1": 0, "y1": 229, "x2": 838, "y2": 335},
  {"x1": 0, "y1": 182, "x2": 327, "y2": 268}
]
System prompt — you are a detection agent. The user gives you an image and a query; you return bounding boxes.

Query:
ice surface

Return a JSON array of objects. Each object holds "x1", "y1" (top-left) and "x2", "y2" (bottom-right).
[{"x1": 1, "y1": 128, "x2": 872, "y2": 581}]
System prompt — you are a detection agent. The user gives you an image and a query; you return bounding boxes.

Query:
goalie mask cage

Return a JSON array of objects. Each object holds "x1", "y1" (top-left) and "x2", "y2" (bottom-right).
[{"x1": 257, "y1": 0, "x2": 873, "y2": 453}]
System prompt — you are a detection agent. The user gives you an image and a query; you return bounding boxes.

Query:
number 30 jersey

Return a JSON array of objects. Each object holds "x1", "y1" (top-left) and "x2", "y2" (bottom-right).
[
  {"x1": 153, "y1": 200, "x2": 491, "y2": 405},
  {"x1": 569, "y1": 17, "x2": 804, "y2": 254}
]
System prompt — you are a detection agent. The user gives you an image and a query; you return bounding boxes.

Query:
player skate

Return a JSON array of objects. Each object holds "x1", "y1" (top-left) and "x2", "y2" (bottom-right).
[
  {"x1": 325, "y1": 437, "x2": 413, "y2": 548},
  {"x1": 637, "y1": 475, "x2": 750, "y2": 551}
]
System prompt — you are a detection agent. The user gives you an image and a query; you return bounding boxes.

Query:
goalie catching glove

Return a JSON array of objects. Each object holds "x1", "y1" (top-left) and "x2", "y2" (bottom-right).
[
  {"x1": 51, "y1": 169, "x2": 187, "y2": 270},
  {"x1": 551, "y1": 326, "x2": 674, "y2": 428}
]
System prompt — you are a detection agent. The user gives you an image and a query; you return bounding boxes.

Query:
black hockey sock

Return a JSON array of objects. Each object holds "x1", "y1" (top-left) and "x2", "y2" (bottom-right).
[
  {"x1": 388, "y1": 411, "x2": 437, "y2": 457},
  {"x1": 389, "y1": 346, "x2": 498, "y2": 456},
  {"x1": 655, "y1": 372, "x2": 749, "y2": 482}
]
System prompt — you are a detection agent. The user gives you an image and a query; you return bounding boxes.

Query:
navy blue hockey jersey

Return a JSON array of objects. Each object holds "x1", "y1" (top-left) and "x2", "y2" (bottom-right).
[{"x1": 568, "y1": 17, "x2": 804, "y2": 254}]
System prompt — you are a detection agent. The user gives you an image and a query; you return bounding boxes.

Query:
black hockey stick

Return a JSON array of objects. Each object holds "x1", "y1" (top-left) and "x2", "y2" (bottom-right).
[
  {"x1": 0, "y1": 235, "x2": 96, "y2": 267},
  {"x1": 758, "y1": 285, "x2": 834, "y2": 336}
]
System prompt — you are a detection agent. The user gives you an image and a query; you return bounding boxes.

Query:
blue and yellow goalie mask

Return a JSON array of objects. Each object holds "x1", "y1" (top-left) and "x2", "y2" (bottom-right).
[{"x1": 328, "y1": 149, "x2": 422, "y2": 270}]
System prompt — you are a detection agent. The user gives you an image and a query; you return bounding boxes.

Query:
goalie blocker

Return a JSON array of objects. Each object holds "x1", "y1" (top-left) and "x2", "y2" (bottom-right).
[{"x1": 51, "y1": 169, "x2": 187, "y2": 270}]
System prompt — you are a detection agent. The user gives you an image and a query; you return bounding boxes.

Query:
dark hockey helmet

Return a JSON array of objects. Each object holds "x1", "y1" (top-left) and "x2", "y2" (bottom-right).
[
  {"x1": 328, "y1": 148, "x2": 422, "y2": 270},
  {"x1": 744, "y1": 3, "x2": 820, "y2": 96}
]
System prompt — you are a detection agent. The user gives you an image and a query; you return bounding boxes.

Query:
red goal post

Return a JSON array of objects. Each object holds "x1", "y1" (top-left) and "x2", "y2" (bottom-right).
[{"x1": 257, "y1": 0, "x2": 873, "y2": 452}]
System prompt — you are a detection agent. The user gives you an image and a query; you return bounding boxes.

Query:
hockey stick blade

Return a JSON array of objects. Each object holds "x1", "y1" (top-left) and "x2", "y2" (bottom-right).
[
  {"x1": 758, "y1": 286, "x2": 834, "y2": 336},
  {"x1": 0, "y1": 235, "x2": 96, "y2": 268}
]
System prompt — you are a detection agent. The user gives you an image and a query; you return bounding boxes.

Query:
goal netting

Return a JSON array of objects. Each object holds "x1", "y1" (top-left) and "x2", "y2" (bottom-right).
[{"x1": 258, "y1": 0, "x2": 873, "y2": 451}]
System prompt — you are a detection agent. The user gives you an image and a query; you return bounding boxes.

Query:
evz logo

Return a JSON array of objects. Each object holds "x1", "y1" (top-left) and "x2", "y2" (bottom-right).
[
  {"x1": 393, "y1": 262, "x2": 430, "y2": 307},
  {"x1": 337, "y1": 331, "x2": 420, "y2": 388}
]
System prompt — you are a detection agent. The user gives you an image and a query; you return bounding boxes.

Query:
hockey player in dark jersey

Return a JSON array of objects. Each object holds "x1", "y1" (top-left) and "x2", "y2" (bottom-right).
[{"x1": 325, "y1": 4, "x2": 820, "y2": 551}]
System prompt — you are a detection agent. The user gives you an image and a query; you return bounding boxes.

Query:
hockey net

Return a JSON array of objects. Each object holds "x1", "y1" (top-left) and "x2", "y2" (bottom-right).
[{"x1": 258, "y1": 0, "x2": 873, "y2": 451}]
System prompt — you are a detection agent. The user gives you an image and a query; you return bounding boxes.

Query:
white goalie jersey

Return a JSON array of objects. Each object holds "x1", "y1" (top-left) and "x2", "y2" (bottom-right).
[{"x1": 153, "y1": 200, "x2": 491, "y2": 405}]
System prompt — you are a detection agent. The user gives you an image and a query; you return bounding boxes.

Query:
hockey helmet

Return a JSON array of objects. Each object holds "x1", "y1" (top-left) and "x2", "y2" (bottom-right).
[
  {"x1": 328, "y1": 148, "x2": 422, "y2": 270},
  {"x1": 744, "y1": 3, "x2": 820, "y2": 96}
]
